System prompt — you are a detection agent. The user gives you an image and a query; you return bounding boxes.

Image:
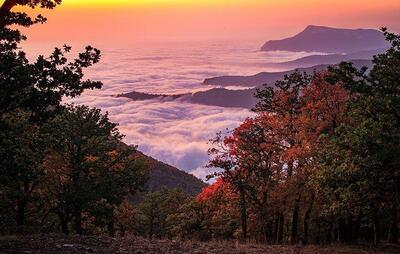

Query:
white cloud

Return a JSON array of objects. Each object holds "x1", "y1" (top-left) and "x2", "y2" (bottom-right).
[{"x1": 55, "y1": 42, "x2": 301, "y2": 180}]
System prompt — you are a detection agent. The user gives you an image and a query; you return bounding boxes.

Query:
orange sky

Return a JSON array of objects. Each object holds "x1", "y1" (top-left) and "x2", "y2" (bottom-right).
[{"x1": 15, "y1": 0, "x2": 400, "y2": 45}]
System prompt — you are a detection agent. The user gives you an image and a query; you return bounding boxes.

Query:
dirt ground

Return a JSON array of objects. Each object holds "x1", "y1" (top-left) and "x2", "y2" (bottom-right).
[{"x1": 1, "y1": 235, "x2": 399, "y2": 254}]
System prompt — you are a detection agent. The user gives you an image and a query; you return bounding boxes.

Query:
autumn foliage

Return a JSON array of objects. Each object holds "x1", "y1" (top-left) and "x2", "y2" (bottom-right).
[{"x1": 203, "y1": 32, "x2": 400, "y2": 244}]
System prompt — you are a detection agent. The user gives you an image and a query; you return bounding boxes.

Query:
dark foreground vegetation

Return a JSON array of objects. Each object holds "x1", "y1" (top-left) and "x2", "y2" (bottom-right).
[
  {"x1": 0, "y1": 0, "x2": 399, "y2": 252},
  {"x1": 1, "y1": 235, "x2": 400, "y2": 254}
]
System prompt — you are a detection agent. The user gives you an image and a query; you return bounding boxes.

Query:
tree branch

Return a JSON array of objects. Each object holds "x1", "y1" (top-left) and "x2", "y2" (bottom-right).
[{"x1": 0, "y1": 0, "x2": 31, "y2": 27}]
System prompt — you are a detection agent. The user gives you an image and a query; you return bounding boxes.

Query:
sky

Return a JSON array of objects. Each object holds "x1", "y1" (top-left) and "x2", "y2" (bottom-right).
[{"x1": 19, "y1": 0, "x2": 400, "y2": 44}]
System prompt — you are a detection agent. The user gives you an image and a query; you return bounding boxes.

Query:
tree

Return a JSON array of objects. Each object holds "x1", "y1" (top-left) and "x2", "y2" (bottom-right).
[
  {"x1": 196, "y1": 178, "x2": 240, "y2": 240},
  {"x1": 0, "y1": 0, "x2": 103, "y2": 234},
  {"x1": 166, "y1": 198, "x2": 210, "y2": 240},
  {"x1": 318, "y1": 29, "x2": 400, "y2": 244},
  {"x1": 0, "y1": 110, "x2": 46, "y2": 232},
  {"x1": 295, "y1": 74, "x2": 350, "y2": 244},
  {"x1": 0, "y1": 0, "x2": 101, "y2": 119},
  {"x1": 208, "y1": 70, "x2": 352, "y2": 244},
  {"x1": 135, "y1": 188, "x2": 189, "y2": 238},
  {"x1": 255, "y1": 72, "x2": 313, "y2": 244},
  {"x1": 40, "y1": 105, "x2": 148, "y2": 235},
  {"x1": 0, "y1": 0, "x2": 61, "y2": 27},
  {"x1": 208, "y1": 132, "x2": 250, "y2": 240},
  {"x1": 0, "y1": 44, "x2": 102, "y2": 119}
]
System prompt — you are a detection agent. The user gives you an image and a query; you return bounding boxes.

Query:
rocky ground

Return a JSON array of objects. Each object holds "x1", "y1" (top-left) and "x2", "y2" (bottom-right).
[{"x1": 1, "y1": 235, "x2": 399, "y2": 254}]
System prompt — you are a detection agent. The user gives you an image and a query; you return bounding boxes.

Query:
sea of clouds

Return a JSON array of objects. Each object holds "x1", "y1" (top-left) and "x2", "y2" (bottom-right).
[{"x1": 24, "y1": 41, "x2": 313, "y2": 181}]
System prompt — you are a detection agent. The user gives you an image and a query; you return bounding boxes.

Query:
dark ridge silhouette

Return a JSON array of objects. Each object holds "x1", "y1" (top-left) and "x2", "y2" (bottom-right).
[
  {"x1": 261, "y1": 25, "x2": 389, "y2": 53},
  {"x1": 203, "y1": 60, "x2": 372, "y2": 88},
  {"x1": 189, "y1": 88, "x2": 257, "y2": 108},
  {"x1": 262, "y1": 48, "x2": 385, "y2": 69},
  {"x1": 119, "y1": 60, "x2": 372, "y2": 109},
  {"x1": 118, "y1": 89, "x2": 257, "y2": 109},
  {"x1": 117, "y1": 91, "x2": 188, "y2": 101}
]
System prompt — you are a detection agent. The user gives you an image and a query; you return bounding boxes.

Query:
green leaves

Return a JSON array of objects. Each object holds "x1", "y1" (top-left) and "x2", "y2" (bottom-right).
[
  {"x1": 316, "y1": 30, "x2": 400, "y2": 243},
  {"x1": 40, "y1": 105, "x2": 148, "y2": 234}
]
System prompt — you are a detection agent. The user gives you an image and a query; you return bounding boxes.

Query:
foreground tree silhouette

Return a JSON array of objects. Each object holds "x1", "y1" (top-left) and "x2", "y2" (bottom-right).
[
  {"x1": 0, "y1": 0, "x2": 101, "y2": 118},
  {"x1": 0, "y1": 0, "x2": 61, "y2": 27},
  {"x1": 0, "y1": 110, "x2": 45, "y2": 231},
  {"x1": 0, "y1": 0, "x2": 102, "y2": 233}
]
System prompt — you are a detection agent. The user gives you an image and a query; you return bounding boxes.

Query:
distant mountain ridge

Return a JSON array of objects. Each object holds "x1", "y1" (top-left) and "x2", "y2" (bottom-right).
[
  {"x1": 119, "y1": 26, "x2": 383, "y2": 109},
  {"x1": 117, "y1": 91, "x2": 188, "y2": 101},
  {"x1": 261, "y1": 48, "x2": 386, "y2": 70},
  {"x1": 119, "y1": 60, "x2": 373, "y2": 109},
  {"x1": 189, "y1": 88, "x2": 257, "y2": 108},
  {"x1": 261, "y1": 25, "x2": 388, "y2": 53},
  {"x1": 203, "y1": 60, "x2": 372, "y2": 88}
]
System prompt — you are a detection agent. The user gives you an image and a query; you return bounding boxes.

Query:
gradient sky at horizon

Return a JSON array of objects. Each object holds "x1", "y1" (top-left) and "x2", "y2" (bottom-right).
[{"x1": 18, "y1": 0, "x2": 400, "y2": 44}]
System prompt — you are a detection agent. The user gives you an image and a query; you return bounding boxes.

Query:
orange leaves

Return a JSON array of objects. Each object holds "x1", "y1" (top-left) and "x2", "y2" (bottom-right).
[
  {"x1": 197, "y1": 178, "x2": 238, "y2": 206},
  {"x1": 197, "y1": 178, "x2": 227, "y2": 203},
  {"x1": 206, "y1": 70, "x2": 351, "y2": 239},
  {"x1": 227, "y1": 72, "x2": 350, "y2": 171},
  {"x1": 298, "y1": 74, "x2": 349, "y2": 149}
]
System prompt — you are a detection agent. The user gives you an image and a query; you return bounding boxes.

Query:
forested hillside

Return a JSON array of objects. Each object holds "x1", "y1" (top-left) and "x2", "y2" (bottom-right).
[{"x1": 136, "y1": 151, "x2": 206, "y2": 195}]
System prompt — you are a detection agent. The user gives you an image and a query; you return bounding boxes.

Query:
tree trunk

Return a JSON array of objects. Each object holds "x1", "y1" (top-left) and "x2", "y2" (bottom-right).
[
  {"x1": 273, "y1": 212, "x2": 279, "y2": 242},
  {"x1": 316, "y1": 218, "x2": 321, "y2": 244},
  {"x1": 119, "y1": 224, "x2": 126, "y2": 237},
  {"x1": 0, "y1": 0, "x2": 19, "y2": 27},
  {"x1": 261, "y1": 206, "x2": 270, "y2": 243},
  {"x1": 276, "y1": 212, "x2": 284, "y2": 244},
  {"x1": 291, "y1": 198, "x2": 300, "y2": 244},
  {"x1": 61, "y1": 219, "x2": 69, "y2": 235},
  {"x1": 338, "y1": 217, "x2": 345, "y2": 243},
  {"x1": 239, "y1": 188, "x2": 248, "y2": 240},
  {"x1": 354, "y1": 211, "x2": 362, "y2": 243},
  {"x1": 16, "y1": 198, "x2": 27, "y2": 233},
  {"x1": 57, "y1": 211, "x2": 70, "y2": 235},
  {"x1": 389, "y1": 206, "x2": 399, "y2": 244},
  {"x1": 107, "y1": 210, "x2": 116, "y2": 237},
  {"x1": 73, "y1": 209, "x2": 83, "y2": 235},
  {"x1": 303, "y1": 195, "x2": 314, "y2": 245},
  {"x1": 373, "y1": 212, "x2": 380, "y2": 245},
  {"x1": 108, "y1": 221, "x2": 115, "y2": 237},
  {"x1": 274, "y1": 211, "x2": 283, "y2": 244},
  {"x1": 327, "y1": 215, "x2": 334, "y2": 243},
  {"x1": 303, "y1": 208, "x2": 311, "y2": 245}
]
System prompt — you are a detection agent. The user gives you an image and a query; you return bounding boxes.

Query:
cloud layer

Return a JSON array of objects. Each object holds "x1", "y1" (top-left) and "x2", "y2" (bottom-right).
[{"x1": 31, "y1": 41, "x2": 308, "y2": 180}]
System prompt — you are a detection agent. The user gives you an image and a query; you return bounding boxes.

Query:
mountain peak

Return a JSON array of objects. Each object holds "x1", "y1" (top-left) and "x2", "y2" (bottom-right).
[
  {"x1": 261, "y1": 25, "x2": 388, "y2": 53},
  {"x1": 304, "y1": 25, "x2": 327, "y2": 30}
]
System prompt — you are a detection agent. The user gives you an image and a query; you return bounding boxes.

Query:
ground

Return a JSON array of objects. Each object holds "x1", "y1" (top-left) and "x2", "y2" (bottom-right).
[{"x1": 0, "y1": 235, "x2": 399, "y2": 254}]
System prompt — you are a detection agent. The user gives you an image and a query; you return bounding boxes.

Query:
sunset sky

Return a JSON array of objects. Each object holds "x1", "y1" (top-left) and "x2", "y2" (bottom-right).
[{"x1": 19, "y1": 0, "x2": 400, "y2": 44}]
